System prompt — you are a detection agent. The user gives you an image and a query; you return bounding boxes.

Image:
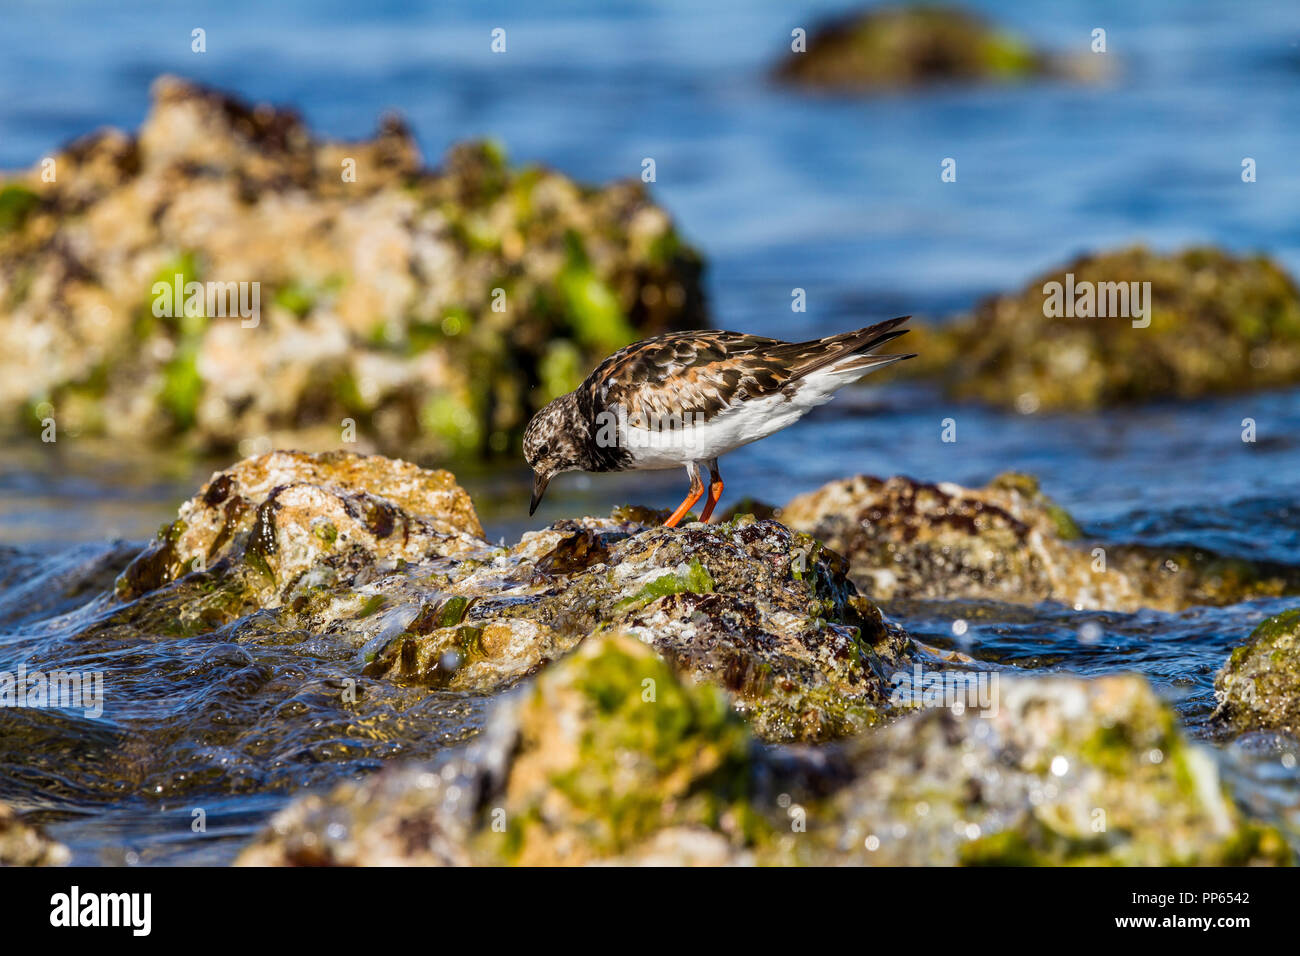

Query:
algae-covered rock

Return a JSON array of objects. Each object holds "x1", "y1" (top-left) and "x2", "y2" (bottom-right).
[
  {"x1": 237, "y1": 633, "x2": 770, "y2": 866},
  {"x1": 94, "y1": 451, "x2": 906, "y2": 747},
  {"x1": 780, "y1": 473, "x2": 1300, "y2": 612},
  {"x1": 0, "y1": 76, "x2": 705, "y2": 457},
  {"x1": 115, "y1": 448, "x2": 484, "y2": 602},
  {"x1": 480, "y1": 634, "x2": 763, "y2": 865},
  {"x1": 810, "y1": 674, "x2": 1289, "y2": 866},
  {"x1": 911, "y1": 246, "x2": 1300, "y2": 409},
  {"x1": 358, "y1": 512, "x2": 908, "y2": 741},
  {"x1": 1213, "y1": 609, "x2": 1300, "y2": 735},
  {"x1": 237, "y1": 636, "x2": 1287, "y2": 866},
  {"x1": 0, "y1": 802, "x2": 70, "y2": 866},
  {"x1": 773, "y1": 5, "x2": 1103, "y2": 91}
]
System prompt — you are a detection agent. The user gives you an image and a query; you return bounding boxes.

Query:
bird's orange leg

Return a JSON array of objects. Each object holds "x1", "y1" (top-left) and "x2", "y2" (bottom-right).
[
  {"x1": 698, "y1": 460, "x2": 724, "y2": 523},
  {"x1": 664, "y1": 465, "x2": 705, "y2": 528}
]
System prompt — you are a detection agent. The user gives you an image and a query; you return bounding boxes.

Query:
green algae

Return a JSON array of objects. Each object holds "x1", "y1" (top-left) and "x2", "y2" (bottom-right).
[
  {"x1": 1214, "y1": 607, "x2": 1300, "y2": 733},
  {"x1": 774, "y1": 4, "x2": 1060, "y2": 91},
  {"x1": 355, "y1": 594, "x2": 387, "y2": 618},
  {"x1": 557, "y1": 232, "x2": 636, "y2": 352},
  {"x1": 493, "y1": 635, "x2": 771, "y2": 864},
  {"x1": 916, "y1": 246, "x2": 1300, "y2": 408},
  {"x1": 273, "y1": 281, "x2": 318, "y2": 319},
  {"x1": 0, "y1": 78, "x2": 708, "y2": 457},
  {"x1": 615, "y1": 558, "x2": 714, "y2": 611},
  {"x1": 0, "y1": 184, "x2": 40, "y2": 233}
]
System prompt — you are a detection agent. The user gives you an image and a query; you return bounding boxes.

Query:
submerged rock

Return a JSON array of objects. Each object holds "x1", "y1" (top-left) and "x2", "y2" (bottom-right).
[
  {"x1": 0, "y1": 76, "x2": 705, "y2": 457},
  {"x1": 909, "y1": 246, "x2": 1300, "y2": 408},
  {"x1": 237, "y1": 634, "x2": 1287, "y2": 866},
  {"x1": 773, "y1": 5, "x2": 1103, "y2": 91},
  {"x1": 780, "y1": 473, "x2": 1300, "y2": 612},
  {"x1": 97, "y1": 450, "x2": 908, "y2": 746},
  {"x1": 1213, "y1": 609, "x2": 1300, "y2": 735},
  {"x1": 0, "y1": 802, "x2": 69, "y2": 866}
]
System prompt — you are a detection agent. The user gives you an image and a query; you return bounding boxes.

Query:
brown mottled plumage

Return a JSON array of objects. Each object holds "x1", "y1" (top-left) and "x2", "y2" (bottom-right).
[{"x1": 524, "y1": 316, "x2": 915, "y2": 524}]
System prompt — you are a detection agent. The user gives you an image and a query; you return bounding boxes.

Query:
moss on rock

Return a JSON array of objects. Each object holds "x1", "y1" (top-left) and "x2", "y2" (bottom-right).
[
  {"x1": 98, "y1": 451, "x2": 909, "y2": 748},
  {"x1": 780, "y1": 472, "x2": 1300, "y2": 612},
  {"x1": 0, "y1": 76, "x2": 707, "y2": 457},
  {"x1": 807, "y1": 673, "x2": 1289, "y2": 866},
  {"x1": 1213, "y1": 609, "x2": 1300, "y2": 735},
  {"x1": 910, "y1": 246, "x2": 1300, "y2": 408},
  {"x1": 773, "y1": 4, "x2": 1103, "y2": 91},
  {"x1": 238, "y1": 643, "x2": 1287, "y2": 866}
]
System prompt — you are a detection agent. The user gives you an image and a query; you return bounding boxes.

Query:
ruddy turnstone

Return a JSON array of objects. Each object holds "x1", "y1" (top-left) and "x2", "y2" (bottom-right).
[{"x1": 523, "y1": 316, "x2": 915, "y2": 526}]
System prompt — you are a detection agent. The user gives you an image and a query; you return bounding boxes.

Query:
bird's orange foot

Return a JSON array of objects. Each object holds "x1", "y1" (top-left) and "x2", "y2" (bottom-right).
[
  {"x1": 663, "y1": 479, "x2": 704, "y2": 528},
  {"x1": 698, "y1": 476, "x2": 724, "y2": 523}
]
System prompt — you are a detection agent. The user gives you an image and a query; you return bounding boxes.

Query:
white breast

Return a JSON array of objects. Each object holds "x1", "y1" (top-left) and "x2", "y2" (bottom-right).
[{"x1": 616, "y1": 362, "x2": 866, "y2": 470}]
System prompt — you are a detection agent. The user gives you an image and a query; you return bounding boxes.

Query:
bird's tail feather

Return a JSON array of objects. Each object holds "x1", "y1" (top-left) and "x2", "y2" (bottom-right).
[
  {"x1": 831, "y1": 349, "x2": 918, "y2": 376},
  {"x1": 775, "y1": 315, "x2": 914, "y2": 381}
]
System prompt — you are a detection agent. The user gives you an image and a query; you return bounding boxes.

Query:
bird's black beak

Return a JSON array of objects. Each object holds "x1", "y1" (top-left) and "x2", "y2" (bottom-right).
[{"x1": 529, "y1": 471, "x2": 551, "y2": 516}]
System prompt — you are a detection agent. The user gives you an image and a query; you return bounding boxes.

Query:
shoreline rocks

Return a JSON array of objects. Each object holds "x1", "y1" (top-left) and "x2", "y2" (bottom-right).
[
  {"x1": 779, "y1": 472, "x2": 1300, "y2": 612},
  {"x1": 237, "y1": 632, "x2": 1287, "y2": 866},
  {"x1": 1, "y1": 448, "x2": 1290, "y2": 866},
  {"x1": 0, "y1": 76, "x2": 706, "y2": 457},
  {"x1": 773, "y1": 5, "x2": 1106, "y2": 92},
  {"x1": 908, "y1": 246, "x2": 1300, "y2": 409},
  {"x1": 100, "y1": 450, "x2": 911, "y2": 744}
]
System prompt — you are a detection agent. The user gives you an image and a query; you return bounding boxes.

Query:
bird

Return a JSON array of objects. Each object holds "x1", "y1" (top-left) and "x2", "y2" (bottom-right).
[{"x1": 523, "y1": 315, "x2": 915, "y2": 526}]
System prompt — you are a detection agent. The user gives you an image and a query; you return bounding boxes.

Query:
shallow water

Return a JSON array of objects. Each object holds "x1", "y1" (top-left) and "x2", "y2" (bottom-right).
[{"x1": 2, "y1": 0, "x2": 1299, "y2": 862}]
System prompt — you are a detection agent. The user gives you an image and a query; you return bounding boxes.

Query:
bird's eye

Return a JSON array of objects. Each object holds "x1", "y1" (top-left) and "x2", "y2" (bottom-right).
[{"x1": 536, "y1": 443, "x2": 549, "y2": 458}]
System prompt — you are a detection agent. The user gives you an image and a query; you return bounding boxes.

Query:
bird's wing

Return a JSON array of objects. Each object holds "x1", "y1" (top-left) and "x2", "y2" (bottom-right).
[
  {"x1": 584, "y1": 330, "x2": 793, "y2": 427},
  {"x1": 584, "y1": 318, "x2": 912, "y2": 427}
]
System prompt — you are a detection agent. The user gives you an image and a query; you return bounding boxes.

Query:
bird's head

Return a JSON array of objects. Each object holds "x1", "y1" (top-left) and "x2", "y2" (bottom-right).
[{"x1": 522, "y1": 392, "x2": 587, "y2": 515}]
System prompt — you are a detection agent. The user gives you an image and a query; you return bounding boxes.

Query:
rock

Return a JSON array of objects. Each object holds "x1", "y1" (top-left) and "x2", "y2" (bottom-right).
[
  {"x1": 114, "y1": 448, "x2": 485, "y2": 604},
  {"x1": 237, "y1": 634, "x2": 1287, "y2": 866},
  {"x1": 358, "y1": 512, "x2": 909, "y2": 741},
  {"x1": 95, "y1": 451, "x2": 907, "y2": 745},
  {"x1": 0, "y1": 77, "x2": 706, "y2": 457},
  {"x1": 909, "y1": 246, "x2": 1300, "y2": 409},
  {"x1": 810, "y1": 673, "x2": 1289, "y2": 865},
  {"x1": 1213, "y1": 609, "x2": 1300, "y2": 735},
  {"x1": 0, "y1": 802, "x2": 70, "y2": 866},
  {"x1": 780, "y1": 473, "x2": 1300, "y2": 611},
  {"x1": 773, "y1": 4, "x2": 1104, "y2": 92},
  {"x1": 236, "y1": 633, "x2": 765, "y2": 866}
]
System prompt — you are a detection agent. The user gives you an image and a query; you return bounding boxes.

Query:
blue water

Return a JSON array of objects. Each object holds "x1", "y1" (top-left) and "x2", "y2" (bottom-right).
[{"x1": 2, "y1": 0, "x2": 1299, "y2": 862}]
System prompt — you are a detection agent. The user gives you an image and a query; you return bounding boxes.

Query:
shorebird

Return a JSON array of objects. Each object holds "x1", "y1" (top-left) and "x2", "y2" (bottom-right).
[{"x1": 523, "y1": 316, "x2": 915, "y2": 526}]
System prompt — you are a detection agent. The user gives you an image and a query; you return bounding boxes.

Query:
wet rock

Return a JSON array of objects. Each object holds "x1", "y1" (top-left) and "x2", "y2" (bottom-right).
[
  {"x1": 115, "y1": 448, "x2": 484, "y2": 603},
  {"x1": 773, "y1": 5, "x2": 1104, "y2": 92},
  {"x1": 910, "y1": 246, "x2": 1300, "y2": 408},
  {"x1": 360, "y1": 513, "x2": 908, "y2": 741},
  {"x1": 0, "y1": 76, "x2": 706, "y2": 457},
  {"x1": 0, "y1": 802, "x2": 70, "y2": 866},
  {"x1": 809, "y1": 673, "x2": 1289, "y2": 865},
  {"x1": 237, "y1": 635, "x2": 1286, "y2": 866},
  {"x1": 1213, "y1": 609, "x2": 1300, "y2": 735},
  {"x1": 237, "y1": 634, "x2": 765, "y2": 866},
  {"x1": 97, "y1": 451, "x2": 907, "y2": 745},
  {"x1": 780, "y1": 473, "x2": 1300, "y2": 612}
]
